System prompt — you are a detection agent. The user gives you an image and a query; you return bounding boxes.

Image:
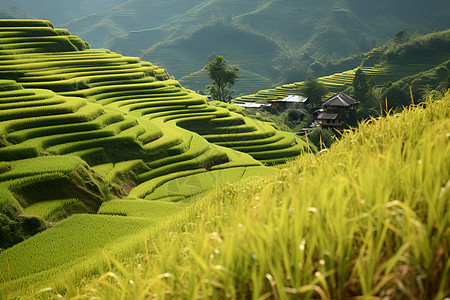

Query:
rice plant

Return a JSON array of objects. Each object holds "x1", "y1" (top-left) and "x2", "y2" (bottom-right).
[{"x1": 52, "y1": 95, "x2": 449, "y2": 300}]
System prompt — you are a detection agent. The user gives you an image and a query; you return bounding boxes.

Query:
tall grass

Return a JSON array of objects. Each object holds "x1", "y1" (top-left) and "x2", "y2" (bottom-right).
[{"x1": 54, "y1": 95, "x2": 449, "y2": 300}]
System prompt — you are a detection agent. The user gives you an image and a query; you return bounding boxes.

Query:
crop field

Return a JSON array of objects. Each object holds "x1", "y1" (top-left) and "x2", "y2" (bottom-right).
[
  {"x1": 236, "y1": 61, "x2": 448, "y2": 103},
  {"x1": 2, "y1": 90, "x2": 448, "y2": 299},
  {"x1": 0, "y1": 18, "x2": 449, "y2": 299},
  {"x1": 74, "y1": 94, "x2": 450, "y2": 299},
  {"x1": 23, "y1": 198, "x2": 86, "y2": 221},
  {"x1": 0, "y1": 214, "x2": 156, "y2": 282},
  {"x1": 0, "y1": 21, "x2": 307, "y2": 165},
  {"x1": 235, "y1": 68, "x2": 371, "y2": 103},
  {"x1": 0, "y1": 20, "x2": 312, "y2": 292},
  {"x1": 97, "y1": 199, "x2": 184, "y2": 218},
  {"x1": 235, "y1": 29, "x2": 450, "y2": 103}
]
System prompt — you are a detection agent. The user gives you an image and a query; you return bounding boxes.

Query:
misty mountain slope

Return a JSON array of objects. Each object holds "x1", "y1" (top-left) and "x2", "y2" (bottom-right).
[
  {"x1": 2, "y1": 0, "x2": 128, "y2": 26},
  {"x1": 0, "y1": 9, "x2": 15, "y2": 19},
  {"x1": 141, "y1": 21, "x2": 281, "y2": 80},
  {"x1": 108, "y1": 0, "x2": 449, "y2": 93},
  {"x1": 66, "y1": 0, "x2": 206, "y2": 48},
  {"x1": 106, "y1": 0, "x2": 274, "y2": 57},
  {"x1": 0, "y1": 3, "x2": 29, "y2": 19},
  {"x1": 71, "y1": 0, "x2": 450, "y2": 54}
]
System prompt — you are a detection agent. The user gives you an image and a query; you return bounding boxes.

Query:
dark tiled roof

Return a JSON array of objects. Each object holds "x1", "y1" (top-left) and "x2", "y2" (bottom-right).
[
  {"x1": 317, "y1": 112, "x2": 339, "y2": 120},
  {"x1": 322, "y1": 92, "x2": 357, "y2": 107}
]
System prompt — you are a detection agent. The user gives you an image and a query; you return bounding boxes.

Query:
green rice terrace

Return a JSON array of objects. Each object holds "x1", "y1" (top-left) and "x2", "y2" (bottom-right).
[
  {"x1": 235, "y1": 29, "x2": 450, "y2": 103},
  {"x1": 0, "y1": 19, "x2": 449, "y2": 299},
  {"x1": 0, "y1": 18, "x2": 309, "y2": 282}
]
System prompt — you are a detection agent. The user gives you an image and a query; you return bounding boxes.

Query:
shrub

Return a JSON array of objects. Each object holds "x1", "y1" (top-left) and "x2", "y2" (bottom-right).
[{"x1": 307, "y1": 127, "x2": 335, "y2": 149}]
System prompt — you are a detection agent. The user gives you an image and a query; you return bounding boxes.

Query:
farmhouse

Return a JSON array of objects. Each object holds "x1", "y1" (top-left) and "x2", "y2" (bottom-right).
[
  {"x1": 271, "y1": 94, "x2": 308, "y2": 110},
  {"x1": 317, "y1": 92, "x2": 357, "y2": 128}
]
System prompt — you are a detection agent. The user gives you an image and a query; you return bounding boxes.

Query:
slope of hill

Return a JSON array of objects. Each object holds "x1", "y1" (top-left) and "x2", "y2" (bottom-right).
[
  {"x1": 3, "y1": 0, "x2": 128, "y2": 26},
  {"x1": 0, "y1": 3, "x2": 29, "y2": 19},
  {"x1": 0, "y1": 19, "x2": 307, "y2": 165},
  {"x1": 0, "y1": 19, "x2": 309, "y2": 258},
  {"x1": 66, "y1": 0, "x2": 207, "y2": 47},
  {"x1": 236, "y1": 29, "x2": 450, "y2": 103},
  {"x1": 140, "y1": 20, "x2": 279, "y2": 87},
  {"x1": 60, "y1": 0, "x2": 450, "y2": 93},
  {"x1": 2, "y1": 85, "x2": 449, "y2": 299}
]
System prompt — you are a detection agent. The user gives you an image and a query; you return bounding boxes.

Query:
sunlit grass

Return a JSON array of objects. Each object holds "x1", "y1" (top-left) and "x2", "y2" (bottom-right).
[{"x1": 47, "y1": 95, "x2": 449, "y2": 300}]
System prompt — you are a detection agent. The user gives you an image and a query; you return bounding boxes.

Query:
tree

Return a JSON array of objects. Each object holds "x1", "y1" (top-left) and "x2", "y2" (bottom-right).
[
  {"x1": 352, "y1": 68, "x2": 370, "y2": 102},
  {"x1": 298, "y1": 75, "x2": 328, "y2": 108},
  {"x1": 205, "y1": 55, "x2": 239, "y2": 102}
]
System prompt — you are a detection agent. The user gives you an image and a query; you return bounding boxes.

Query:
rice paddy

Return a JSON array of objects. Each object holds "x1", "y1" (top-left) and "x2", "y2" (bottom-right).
[
  {"x1": 0, "y1": 20, "x2": 311, "y2": 290},
  {"x1": 2, "y1": 19, "x2": 448, "y2": 299},
  {"x1": 235, "y1": 43, "x2": 447, "y2": 104}
]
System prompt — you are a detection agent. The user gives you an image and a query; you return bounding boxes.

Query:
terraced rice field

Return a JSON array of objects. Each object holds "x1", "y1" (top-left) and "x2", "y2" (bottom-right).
[
  {"x1": 0, "y1": 20, "x2": 307, "y2": 166},
  {"x1": 0, "y1": 20, "x2": 309, "y2": 284},
  {"x1": 235, "y1": 55, "x2": 443, "y2": 103}
]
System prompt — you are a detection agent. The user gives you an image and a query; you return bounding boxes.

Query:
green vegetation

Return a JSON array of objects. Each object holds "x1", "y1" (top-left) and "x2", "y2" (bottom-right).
[
  {"x1": 97, "y1": 199, "x2": 184, "y2": 218},
  {"x1": 179, "y1": 67, "x2": 274, "y2": 97},
  {"x1": 205, "y1": 55, "x2": 239, "y2": 102},
  {"x1": 0, "y1": 214, "x2": 155, "y2": 282},
  {"x1": 298, "y1": 76, "x2": 328, "y2": 108},
  {"x1": 236, "y1": 30, "x2": 450, "y2": 116},
  {"x1": 0, "y1": 20, "x2": 309, "y2": 258},
  {"x1": 33, "y1": 0, "x2": 445, "y2": 95},
  {"x1": 24, "y1": 199, "x2": 88, "y2": 222},
  {"x1": 3, "y1": 90, "x2": 448, "y2": 299},
  {"x1": 0, "y1": 20, "x2": 307, "y2": 166},
  {"x1": 0, "y1": 16, "x2": 449, "y2": 300}
]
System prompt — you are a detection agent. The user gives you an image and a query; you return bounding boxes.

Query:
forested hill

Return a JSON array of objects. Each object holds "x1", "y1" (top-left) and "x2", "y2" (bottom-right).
[{"x1": 8, "y1": 0, "x2": 450, "y2": 96}]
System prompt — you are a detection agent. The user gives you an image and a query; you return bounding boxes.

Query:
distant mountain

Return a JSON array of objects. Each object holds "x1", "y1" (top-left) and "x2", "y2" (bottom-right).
[
  {"x1": 4, "y1": 0, "x2": 128, "y2": 26},
  {"x1": 0, "y1": 3, "x2": 29, "y2": 19},
  {"x1": 7, "y1": 0, "x2": 450, "y2": 95},
  {"x1": 66, "y1": 0, "x2": 206, "y2": 47},
  {"x1": 0, "y1": 9, "x2": 14, "y2": 19}
]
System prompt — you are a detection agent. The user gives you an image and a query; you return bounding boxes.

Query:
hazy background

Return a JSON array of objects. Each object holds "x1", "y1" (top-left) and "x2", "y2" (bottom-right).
[{"x1": 1, "y1": 0, "x2": 449, "y2": 96}]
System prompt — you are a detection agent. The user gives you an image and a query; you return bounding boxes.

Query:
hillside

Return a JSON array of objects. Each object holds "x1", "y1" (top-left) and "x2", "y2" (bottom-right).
[
  {"x1": 2, "y1": 0, "x2": 128, "y2": 26},
  {"x1": 2, "y1": 82, "x2": 449, "y2": 298},
  {"x1": 236, "y1": 29, "x2": 450, "y2": 103},
  {"x1": 56, "y1": 0, "x2": 450, "y2": 95},
  {"x1": 0, "y1": 4, "x2": 28, "y2": 19},
  {"x1": 0, "y1": 18, "x2": 310, "y2": 263}
]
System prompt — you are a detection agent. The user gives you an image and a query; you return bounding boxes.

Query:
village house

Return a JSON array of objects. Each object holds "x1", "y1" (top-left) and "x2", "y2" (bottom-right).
[
  {"x1": 317, "y1": 92, "x2": 357, "y2": 128},
  {"x1": 270, "y1": 95, "x2": 308, "y2": 110}
]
